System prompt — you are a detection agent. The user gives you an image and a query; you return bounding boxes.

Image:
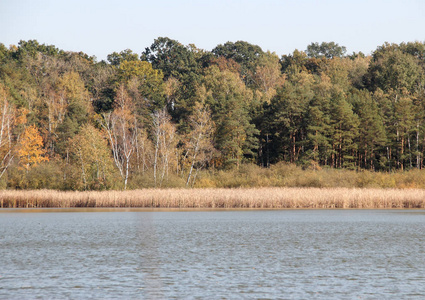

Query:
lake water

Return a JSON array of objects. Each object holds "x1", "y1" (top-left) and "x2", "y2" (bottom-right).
[{"x1": 1, "y1": 209, "x2": 425, "y2": 299}]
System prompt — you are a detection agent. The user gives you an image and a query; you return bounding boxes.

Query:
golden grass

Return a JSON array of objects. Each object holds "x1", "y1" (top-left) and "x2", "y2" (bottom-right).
[{"x1": 1, "y1": 188, "x2": 425, "y2": 209}]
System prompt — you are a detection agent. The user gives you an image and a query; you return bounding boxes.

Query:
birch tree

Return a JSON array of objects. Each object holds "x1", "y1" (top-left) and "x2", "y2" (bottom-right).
[
  {"x1": 101, "y1": 84, "x2": 137, "y2": 189},
  {"x1": 70, "y1": 124, "x2": 114, "y2": 189},
  {"x1": 0, "y1": 84, "x2": 17, "y2": 179},
  {"x1": 152, "y1": 108, "x2": 177, "y2": 186},
  {"x1": 184, "y1": 101, "x2": 215, "y2": 186},
  {"x1": 252, "y1": 51, "x2": 285, "y2": 102}
]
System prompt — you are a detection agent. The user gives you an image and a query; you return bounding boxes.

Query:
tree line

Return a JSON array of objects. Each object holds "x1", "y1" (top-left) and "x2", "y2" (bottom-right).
[{"x1": 0, "y1": 38, "x2": 424, "y2": 190}]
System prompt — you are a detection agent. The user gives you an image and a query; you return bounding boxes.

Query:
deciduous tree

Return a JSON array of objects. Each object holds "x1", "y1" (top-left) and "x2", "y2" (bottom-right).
[
  {"x1": 151, "y1": 108, "x2": 178, "y2": 186},
  {"x1": 17, "y1": 124, "x2": 48, "y2": 171},
  {"x1": 70, "y1": 124, "x2": 114, "y2": 190},
  {"x1": 184, "y1": 101, "x2": 215, "y2": 186},
  {"x1": 0, "y1": 84, "x2": 17, "y2": 179},
  {"x1": 101, "y1": 84, "x2": 137, "y2": 190},
  {"x1": 306, "y1": 42, "x2": 347, "y2": 59}
]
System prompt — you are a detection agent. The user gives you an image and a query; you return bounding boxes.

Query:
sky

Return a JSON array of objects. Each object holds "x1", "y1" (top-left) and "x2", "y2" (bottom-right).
[{"x1": 1, "y1": 0, "x2": 424, "y2": 61}]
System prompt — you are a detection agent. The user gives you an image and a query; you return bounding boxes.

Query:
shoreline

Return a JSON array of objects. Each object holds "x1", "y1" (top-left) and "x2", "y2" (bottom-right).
[
  {"x1": 2, "y1": 207, "x2": 425, "y2": 213},
  {"x1": 1, "y1": 187, "x2": 425, "y2": 209}
]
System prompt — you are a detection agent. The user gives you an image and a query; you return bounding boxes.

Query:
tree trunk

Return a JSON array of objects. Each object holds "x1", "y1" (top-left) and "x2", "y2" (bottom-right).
[
  {"x1": 401, "y1": 136, "x2": 404, "y2": 171},
  {"x1": 416, "y1": 124, "x2": 420, "y2": 169},
  {"x1": 153, "y1": 132, "x2": 159, "y2": 187},
  {"x1": 408, "y1": 135, "x2": 412, "y2": 169}
]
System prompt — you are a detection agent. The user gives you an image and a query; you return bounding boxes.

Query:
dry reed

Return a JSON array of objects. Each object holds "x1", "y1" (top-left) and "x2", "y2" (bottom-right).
[{"x1": 1, "y1": 188, "x2": 425, "y2": 209}]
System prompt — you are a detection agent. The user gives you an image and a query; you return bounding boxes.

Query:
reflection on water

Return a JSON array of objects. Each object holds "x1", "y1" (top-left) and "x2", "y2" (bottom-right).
[{"x1": 1, "y1": 210, "x2": 425, "y2": 299}]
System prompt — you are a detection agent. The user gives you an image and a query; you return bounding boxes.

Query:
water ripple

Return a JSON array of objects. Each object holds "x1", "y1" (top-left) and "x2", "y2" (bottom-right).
[{"x1": 1, "y1": 210, "x2": 425, "y2": 299}]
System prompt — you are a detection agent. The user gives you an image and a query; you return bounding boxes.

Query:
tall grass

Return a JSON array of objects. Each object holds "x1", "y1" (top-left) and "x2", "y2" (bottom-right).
[
  {"x1": 3, "y1": 163, "x2": 425, "y2": 209},
  {"x1": 194, "y1": 163, "x2": 425, "y2": 189},
  {"x1": 1, "y1": 188, "x2": 425, "y2": 209}
]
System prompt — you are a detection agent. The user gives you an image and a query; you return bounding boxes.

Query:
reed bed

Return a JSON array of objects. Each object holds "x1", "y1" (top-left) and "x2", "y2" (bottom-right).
[{"x1": 1, "y1": 188, "x2": 425, "y2": 209}]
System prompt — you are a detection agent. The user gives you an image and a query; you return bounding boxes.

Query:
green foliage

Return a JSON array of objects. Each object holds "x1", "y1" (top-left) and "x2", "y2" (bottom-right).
[
  {"x1": 107, "y1": 49, "x2": 139, "y2": 66},
  {"x1": 117, "y1": 60, "x2": 165, "y2": 111},
  {"x1": 200, "y1": 66, "x2": 259, "y2": 165},
  {"x1": 88, "y1": 62, "x2": 116, "y2": 113},
  {"x1": 366, "y1": 49, "x2": 424, "y2": 94},
  {"x1": 69, "y1": 124, "x2": 115, "y2": 190},
  {"x1": 1, "y1": 38, "x2": 425, "y2": 190},
  {"x1": 306, "y1": 42, "x2": 347, "y2": 59},
  {"x1": 0, "y1": 43, "x2": 9, "y2": 62},
  {"x1": 15, "y1": 40, "x2": 63, "y2": 59},
  {"x1": 280, "y1": 49, "x2": 309, "y2": 75},
  {"x1": 350, "y1": 90, "x2": 387, "y2": 169},
  {"x1": 142, "y1": 37, "x2": 201, "y2": 80},
  {"x1": 267, "y1": 71, "x2": 314, "y2": 163},
  {"x1": 212, "y1": 41, "x2": 264, "y2": 84},
  {"x1": 141, "y1": 37, "x2": 205, "y2": 122}
]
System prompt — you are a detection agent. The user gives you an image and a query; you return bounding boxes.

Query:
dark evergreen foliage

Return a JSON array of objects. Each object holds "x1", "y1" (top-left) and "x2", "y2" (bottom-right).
[{"x1": 1, "y1": 38, "x2": 425, "y2": 190}]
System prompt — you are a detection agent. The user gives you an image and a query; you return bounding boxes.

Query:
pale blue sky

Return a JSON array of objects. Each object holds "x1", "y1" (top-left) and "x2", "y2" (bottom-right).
[{"x1": 1, "y1": 0, "x2": 424, "y2": 61}]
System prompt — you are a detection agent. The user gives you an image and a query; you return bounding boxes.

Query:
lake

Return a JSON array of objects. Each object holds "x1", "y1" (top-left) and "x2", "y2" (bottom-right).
[{"x1": 1, "y1": 209, "x2": 425, "y2": 299}]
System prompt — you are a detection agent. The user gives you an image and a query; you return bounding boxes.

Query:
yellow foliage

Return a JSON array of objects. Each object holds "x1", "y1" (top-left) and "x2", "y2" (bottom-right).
[
  {"x1": 252, "y1": 51, "x2": 286, "y2": 103},
  {"x1": 16, "y1": 107, "x2": 29, "y2": 125},
  {"x1": 17, "y1": 125, "x2": 48, "y2": 170},
  {"x1": 118, "y1": 60, "x2": 164, "y2": 86},
  {"x1": 56, "y1": 71, "x2": 92, "y2": 113}
]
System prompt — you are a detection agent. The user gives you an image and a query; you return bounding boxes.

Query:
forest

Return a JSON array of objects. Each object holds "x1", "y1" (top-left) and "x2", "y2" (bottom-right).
[{"x1": 0, "y1": 38, "x2": 424, "y2": 190}]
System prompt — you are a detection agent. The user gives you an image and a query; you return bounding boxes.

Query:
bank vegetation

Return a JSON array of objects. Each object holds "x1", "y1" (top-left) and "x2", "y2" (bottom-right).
[
  {"x1": 1, "y1": 187, "x2": 425, "y2": 209},
  {"x1": 1, "y1": 39, "x2": 425, "y2": 191}
]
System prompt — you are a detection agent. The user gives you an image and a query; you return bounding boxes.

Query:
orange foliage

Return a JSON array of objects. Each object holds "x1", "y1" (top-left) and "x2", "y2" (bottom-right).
[{"x1": 17, "y1": 125, "x2": 48, "y2": 170}]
